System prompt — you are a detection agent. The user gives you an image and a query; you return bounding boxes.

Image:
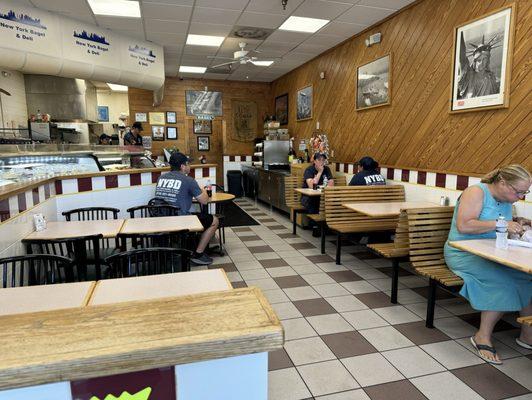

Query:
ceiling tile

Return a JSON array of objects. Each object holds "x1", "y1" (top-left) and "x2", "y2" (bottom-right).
[
  {"x1": 245, "y1": 0, "x2": 304, "y2": 15},
  {"x1": 265, "y1": 30, "x2": 312, "y2": 45},
  {"x1": 282, "y1": 51, "x2": 316, "y2": 62},
  {"x1": 191, "y1": 7, "x2": 241, "y2": 25},
  {"x1": 144, "y1": 0, "x2": 194, "y2": 5},
  {"x1": 189, "y1": 22, "x2": 234, "y2": 36},
  {"x1": 183, "y1": 44, "x2": 220, "y2": 56},
  {"x1": 293, "y1": 42, "x2": 329, "y2": 53},
  {"x1": 114, "y1": 29, "x2": 146, "y2": 41},
  {"x1": 164, "y1": 45, "x2": 184, "y2": 54},
  {"x1": 203, "y1": 72, "x2": 231, "y2": 79},
  {"x1": 357, "y1": 0, "x2": 414, "y2": 10},
  {"x1": 295, "y1": 0, "x2": 353, "y2": 20},
  {"x1": 144, "y1": 19, "x2": 189, "y2": 34},
  {"x1": 181, "y1": 55, "x2": 212, "y2": 67},
  {"x1": 336, "y1": 4, "x2": 394, "y2": 25},
  {"x1": 142, "y1": 3, "x2": 192, "y2": 21},
  {"x1": 31, "y1": 0, "x2": 93, "y2": 15},
  {"x1": 146, "y1": 32, "x2": 187, "y2": 46},
  {"x1": 196, "y1": 0, "x2": 249, "y2": 10},
  {"x1": 56, "y1": 11, "x2": 97, "y2": 24},
  {"x1": 237, "y1": 12, "x2": 286, "y2": 29},
  {"x1": 96, "y1": 16, "x2": 140, "y2": 31},
  {"x1": 318, "y1": 20, "x2": 367, "y2": 37},
  {"x1": 303, "y1": 33, "x2": 344, "y2": 46}
]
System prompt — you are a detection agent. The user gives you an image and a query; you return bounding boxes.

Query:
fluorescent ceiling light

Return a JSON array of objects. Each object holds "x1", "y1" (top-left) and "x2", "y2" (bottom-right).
[
  {"x1": 186, "y1": 34, "x2": 225, "y2": 47},
  {"x1": 88, "y1": 0, "x2": 141, "y2": 18},
  {"x1": 279, "y1": 16, "x2": 329, "y2": 33},
  {"x1": 107, "y1": 83, "x2": 128, "y2": 91},
  {"x1": 251, "y1": 60, "x2": 274, "y2": 67},
  {"x1": 179, "y1": 66, "x2": 207, "y2": 74}
]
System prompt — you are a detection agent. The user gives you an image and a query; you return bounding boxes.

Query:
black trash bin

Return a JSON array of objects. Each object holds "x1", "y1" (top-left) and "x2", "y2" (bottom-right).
[{"x1": 227, "y1": 170, "x2": 244, "y2": 197}]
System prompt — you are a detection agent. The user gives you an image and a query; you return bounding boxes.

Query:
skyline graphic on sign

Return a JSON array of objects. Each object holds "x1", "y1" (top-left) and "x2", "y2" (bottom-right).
[
  {"x1": 73, "y1": 30, "x2": 109, "y2": 45},
  {"x1": 89, "y1": 387, "x2": 152, "y2": 400},
  {"x1": 129, "y1": 45, "x2": 156, "y2": 58},
  {"x1": 0, "y1": 9, "x2": 47, "y2": 29}
]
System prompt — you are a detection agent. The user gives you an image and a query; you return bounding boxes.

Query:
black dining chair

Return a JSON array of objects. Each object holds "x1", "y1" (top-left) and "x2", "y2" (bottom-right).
[
  {"x1": 23, "y1": 234, "x2": 104, "y2": 281},
  {"x1": 105, "y1": 247, "x2": 192, "y2": 278},
  {"x1": 1, "y1": 254, "x2": 74, "y2": 288},
  {"x1": 116, "y1": 230, "x2": 189, "y2": 252},
  {"x1": 127, "y1": 198, "x2": 180, "y2": 218}
]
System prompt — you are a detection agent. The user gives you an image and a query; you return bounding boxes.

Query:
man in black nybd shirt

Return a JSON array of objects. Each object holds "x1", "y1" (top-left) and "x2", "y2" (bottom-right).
[
  {"x1": 301, "y1": 153, "x2": 334, "y2": 214},
  {"x1": 349, "y1": 156, "x2": 386, "y2": 186}
]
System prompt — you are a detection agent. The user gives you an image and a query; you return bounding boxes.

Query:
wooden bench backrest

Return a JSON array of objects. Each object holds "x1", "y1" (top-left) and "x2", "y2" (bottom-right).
[
  {"x1": 284, "y1": 175, "x2": 301, "y2": 207},
  {"x1": 318, "y1": 175, "x2": 347, "y2": 216},
  {"x1": 405, "y1": 206, "x2": 454, "y2": 268},
  {"x1": 324, "y1": 185, "x2": 405, "y2": 225}
]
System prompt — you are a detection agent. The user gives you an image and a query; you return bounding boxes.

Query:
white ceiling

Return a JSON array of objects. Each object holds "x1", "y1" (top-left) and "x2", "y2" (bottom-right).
[{"x1": 27, "y1": 0, "x2": 415, "y2": 83}]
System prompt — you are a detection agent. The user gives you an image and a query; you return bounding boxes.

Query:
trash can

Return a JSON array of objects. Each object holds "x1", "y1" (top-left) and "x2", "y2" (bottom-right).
[{"x1": 227, "y1": 170, "x2": 244, "y2": 197}]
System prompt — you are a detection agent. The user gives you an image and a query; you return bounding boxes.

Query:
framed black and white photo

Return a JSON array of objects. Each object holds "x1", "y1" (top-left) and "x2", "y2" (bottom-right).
[
  {"x1": 166, "y1": 111, "x2": 177, "y2": 124},
  {"x1": 135, "y1": 112, "x2": 147, "y2": 122},
  {"x1": 356, "y1": 54, "x2": 391, "y2": 111},
  {"x1": 151, "y1": 125, "x2": 165, "y2": 141},
  {"x1": 166, "y1": 126, "x2": 177, "y2": 140},
  {"x1": 296, "y1": 85, "x2": 312, "y2": 121},
  {"x1": 275, "y1": 93, "x2": 289, "y2": 125},
  {"x1": 450, "y1": 5, "x2": 515, "y2": 113},
  {"x1": 197, "y1": 136, "x2": 210, "y2": 151},
  {"x1": 186, "y1": 90, "x2": 222, "y2": 116},
  {"x1": 193, "y1": 119, "x2": 212, "y2": 134}
]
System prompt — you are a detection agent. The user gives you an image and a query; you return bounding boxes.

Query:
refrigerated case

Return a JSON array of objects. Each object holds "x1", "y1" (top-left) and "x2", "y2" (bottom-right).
[{"x1": 94, "y1": 151, "x2": 156, "y2": 170}]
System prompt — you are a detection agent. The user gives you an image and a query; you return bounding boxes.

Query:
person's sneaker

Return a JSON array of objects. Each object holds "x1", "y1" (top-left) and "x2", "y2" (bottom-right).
[{"x1": 191, "y1": 253, "x2": 213, "y2": 265}]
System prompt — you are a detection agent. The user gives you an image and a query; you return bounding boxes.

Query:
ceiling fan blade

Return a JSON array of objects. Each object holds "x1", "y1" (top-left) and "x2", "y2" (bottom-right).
[
  {"x1": 207, "y1": 56, "x2": 237, "y2": 60},
  {"x1": 211, "y1": 60, "x2": 239, "y2": 68}
]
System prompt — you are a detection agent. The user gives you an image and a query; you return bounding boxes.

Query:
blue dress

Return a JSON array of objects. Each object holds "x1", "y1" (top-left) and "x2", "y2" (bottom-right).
[{"x1": 444, "y1": 183, "x2": 532, "y2": 312}]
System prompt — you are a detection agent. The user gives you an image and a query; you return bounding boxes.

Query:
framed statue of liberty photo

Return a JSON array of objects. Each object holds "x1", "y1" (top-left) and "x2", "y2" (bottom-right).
[{"x1": 450, "y1": 5, "x2": 515, "y2": 113}]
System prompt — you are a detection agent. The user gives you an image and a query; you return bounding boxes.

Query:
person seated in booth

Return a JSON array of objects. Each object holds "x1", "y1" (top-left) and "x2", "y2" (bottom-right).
[
  {"x1": 444, "y1": 164, "x2": 532, "y2": 365},
  {"x1": 98, "y1": 134, "x2": 112, "y2": 145},
  {"x1": 301, "y1": 153, "x2": 334, "y2": 214},
  {"x1": 349, "y1": 156, "x2": 386, "y2": 186},
  {"x1": 154, "y1": 152, "x2": 219, "y2": 266},
  {"x1": 123, "y1": 121, "x2": 144, "y2": 146}
]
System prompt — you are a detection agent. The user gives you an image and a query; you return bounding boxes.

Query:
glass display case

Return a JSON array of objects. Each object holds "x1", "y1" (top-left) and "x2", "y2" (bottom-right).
[{"x1": 94, "y1": 151, "x2": 156, "y2": 171}]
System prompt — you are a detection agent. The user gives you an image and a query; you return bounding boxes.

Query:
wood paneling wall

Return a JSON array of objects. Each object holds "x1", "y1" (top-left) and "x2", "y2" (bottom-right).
[
  {"x1": 271, "y1": 0, "x2": 531, "y2": 175},
  {"x1": 128, "y1": 78, "x2": 271, "y2": 182}
]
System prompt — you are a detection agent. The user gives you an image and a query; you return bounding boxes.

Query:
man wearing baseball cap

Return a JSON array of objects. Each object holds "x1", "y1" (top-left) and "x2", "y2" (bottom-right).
[
  {"x1": 154, "y1": 152, "x2": 219, "y2": 265},
  {"x1": 301, "y1": 152, "x2": 334, "y2": 214},
  {"x1": 123, "y1": 122, "x2": 144, "y2": 146}
]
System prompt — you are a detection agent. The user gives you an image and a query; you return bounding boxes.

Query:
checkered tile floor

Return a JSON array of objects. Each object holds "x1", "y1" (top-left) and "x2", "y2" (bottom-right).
[{"x1": 201, "y1": 198, "x2": 532, "y2": 400}]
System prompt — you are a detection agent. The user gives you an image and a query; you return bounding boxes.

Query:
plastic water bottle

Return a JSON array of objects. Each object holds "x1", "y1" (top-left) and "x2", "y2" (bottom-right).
[
  {"x1": 495, "y1": 215, "x2": 508, "y2": 249},
  {"x1": 323, "y1": 176, "x2": 328, "y2": 188}
]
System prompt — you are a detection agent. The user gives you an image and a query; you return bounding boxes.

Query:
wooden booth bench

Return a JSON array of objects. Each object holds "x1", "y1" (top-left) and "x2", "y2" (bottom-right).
[
  {"x1": 324, "y1": 185, "x2": 405, "y2": 264},
  {"x1": 405, "y1": 206, "x2": 463, "y2": 328}
]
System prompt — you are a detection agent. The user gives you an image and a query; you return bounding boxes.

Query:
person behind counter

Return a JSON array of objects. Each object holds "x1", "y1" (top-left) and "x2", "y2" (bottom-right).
[
  {"x1": 98, "y1": 134, "x2": 112, "y2": 145},
  {"x1": 349, "y1": 156, "x2": 386, "y2": 186},
  {"x1": 154, "y1": 152, "x2": 219, "y2": 266},
  {"x1": 123, "y1": 121, "x2": 144, "y2": 146},
  {"x1": 444, "y1": 164, "x2": 532, "y2": 365},
  {"x1": 301, "y1": 153, "x2": 334, "y2": 214}
]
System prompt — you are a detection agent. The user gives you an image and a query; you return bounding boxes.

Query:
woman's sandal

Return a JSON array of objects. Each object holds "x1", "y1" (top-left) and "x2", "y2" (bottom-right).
[
  {"x1": 515, "y1": 338, "x2": 532, "y2": 350},
  {"x1": 470, "y1": 336, "x2": 503, "y2": 365}
]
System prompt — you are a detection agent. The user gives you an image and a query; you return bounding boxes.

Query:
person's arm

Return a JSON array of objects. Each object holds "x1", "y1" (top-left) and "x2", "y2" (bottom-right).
[
  {"x1": 514, "y1": 217, "x2": 531, "y2": 226},
  {"x1": 191, "y1": 181, "x2": 209, "y2": 205}
]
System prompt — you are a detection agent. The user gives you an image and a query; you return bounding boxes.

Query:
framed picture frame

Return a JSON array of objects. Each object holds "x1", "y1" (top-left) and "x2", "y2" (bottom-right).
[
  {"x1": 296, "y1": 85, "x2": 312, "y2": 121},
  {"x1": 197, "y1": 136, "x2": 210, "y2": 151},
  {"x1": 166, "y1": 126, "x2": 177, "y2": 140},
  {"x1": 166, "y1": 111, "x2": 177, "y2": 124},
  {"x1": 275, "y1": 93, "x2": 289, "y2": 125},
  {"x1": 186, "y1": 90, "x2": 223, "y2": 116},
  {"x1": 355, "y1": 54, "x2": 391, "y2": 111},
  {"x1": 450, "y1": 5, "x2": 515, "y2": 113},
  {"x1": 193, "y1": 119, "x2": 212, "y2": 134},
  {"x1": 135, "y1": 112, "x2": 147, "y2": 122},
  {"x1": 151, "y1": 125, "x2": 165, "y2": 141},
  {"x1": 97, "y1": 106, "x2": 109, "y2": 122},
  {"x1": 149, "y1": 112, "x2": 165, "y2": 125}
]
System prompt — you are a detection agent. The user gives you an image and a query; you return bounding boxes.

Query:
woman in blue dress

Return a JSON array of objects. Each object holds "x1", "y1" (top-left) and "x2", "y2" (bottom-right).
[{"x1": 444, "y1": 165, "x2": 531, "y2": 365}]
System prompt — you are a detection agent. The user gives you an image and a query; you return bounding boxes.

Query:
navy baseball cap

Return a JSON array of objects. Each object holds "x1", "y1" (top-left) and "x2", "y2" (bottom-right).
[
  {"x1": 169, "y1": 152, "x2": 191, "y2": 169},
  {"x1": 314, "y1": 152, "x2": 327, "y2": 160}
]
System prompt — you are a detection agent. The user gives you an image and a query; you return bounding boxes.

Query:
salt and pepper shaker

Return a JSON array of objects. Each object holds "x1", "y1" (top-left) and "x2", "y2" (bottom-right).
[{"x1": 439, "y1": 196, "x2": 448, "y2": 206}]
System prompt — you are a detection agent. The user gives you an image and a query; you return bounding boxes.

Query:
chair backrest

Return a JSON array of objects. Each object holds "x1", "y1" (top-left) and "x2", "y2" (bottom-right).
[
  {"x1": 317, "y1": 175, "x2": 347, "y2": 216},
  {"x1": 127, "y1": 198, "x2": 181, "y2": 218},
  {"x1": 0, "y1": 254, "x2": 73, "y2": 288},
  {"x1": 117, "y1": 230, "x2": 189, "y2": 251},
  {"x1": 105, "y1": 247, "x2": 192, "y2": 278},
  {"x1": 62, "y1": 207, "x2": 120, "y2": 221},
  {"x1": 405, "y1": 206, "x2": 454, "y2": 268},
  {"x1": 23, "y1": 234, "x2": 103, "y2": 281},
  {"x1": 324, "y1": 185, "x2": 405, "y2": 226},
  {"x1": 284, "y1": 175, "x2": 301, "y2": 207}
]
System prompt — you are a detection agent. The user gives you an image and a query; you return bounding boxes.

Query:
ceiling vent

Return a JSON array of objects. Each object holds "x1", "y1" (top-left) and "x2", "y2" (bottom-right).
[{"x1": 229, "y1": 26, "x2": 273, "y2": 41}]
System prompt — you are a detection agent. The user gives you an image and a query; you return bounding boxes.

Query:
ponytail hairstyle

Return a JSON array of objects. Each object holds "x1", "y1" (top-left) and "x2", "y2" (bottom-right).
[
  {"x1": 358, "y1": 156, "x2": 379, "y2": 171},
  {"x1": 481, "y1": 164, "x2": 531, "y2": 185}
]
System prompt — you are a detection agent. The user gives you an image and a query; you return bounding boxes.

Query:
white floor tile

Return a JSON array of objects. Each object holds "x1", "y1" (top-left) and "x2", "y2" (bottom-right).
[
  {"x1": 284, "y1": 336, "x2": 336, "y2": 365},
  {"x1": 282, "y1": 318, "x2": 318, "y2": 341},
  {"x1": 341, "y1": 353, "x2": 403, "y2": 387},
  {"x1": 358, "y1": 326, "x2": 414, "y2": 351},
  {"x1": 420, "y1": 340, "x2": 484, "y2": 369},
  {"x1": 271, "y1": 301, "x2": 303, "y2": 320},
  {"x1": 325, "y1": 296, "x2": 368, "y2": 313},
  {"x1": 410, "y1": 371, "x2": 484, "y2": 400},
  {"x1": 268, "y1": 266, "x2": 299, "y2": 278},
  {"x1": 373, "y1": 305, "x2": 422, "y2": 325},
  {"x1": 340, "y1": 281, "x2": 379, "y2": 295},
  {"x1": 313, "y1": 283, "x2": 350, "y2": 298},
  {"x1": 494, "y1": 356, "x2": 532, "y2": 391},
  {"x1": 298, "y1": 360, "x2": 360, "y2": 396},
  {"x1": 284, "y1": 286, "x2": 321, "y2": 301},
  {"x1": 301, "y1": 273, "x2": 336, "y2": 286},
  {"x1": 433, "y1": 316, "x2": 477, "y2": 339},
  {"x1": 382, "y1": 346, "x2": 446, "y2": 378},
  {"x1": 307, "y1": 313, "x2": 354, "y2": 335},
  {"x1": 342, "y1": 309, "x2": 389, "y2": 330},
  {"x1": 315, "y1": 390, "x2": 371, "y2": 400},
  {"x1": 268, "y1": 368, "x2": 312, "y2": 400}
]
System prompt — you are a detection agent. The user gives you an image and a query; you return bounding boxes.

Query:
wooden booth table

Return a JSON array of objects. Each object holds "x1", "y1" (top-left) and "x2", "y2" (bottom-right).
[
  {"x1": 0, "y1": 281, "x2": 95, "y2": 317},
  {"x1": 24, "y1": 219, "x2": 125, "y2": 240},
  {"x1": 342, "y1": 201, "x2": 439, "y2": 217},
  {"x1": 119, "y1": 215, "x2": 204, "y2": 235},
  {"x1": 449, "y1": 239, "x2": 532, "y2": 274},
  {"x1": 295, "y1": 188, "x2": 323, "y2": 197}
]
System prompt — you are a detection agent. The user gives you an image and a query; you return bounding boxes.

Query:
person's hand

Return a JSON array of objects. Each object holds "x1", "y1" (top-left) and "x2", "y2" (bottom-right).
[
  {"x1": 514, "y1": 217, "x2": 531, "y2": 226},
  {"x1": 507, "y1": 221, "x2": 524, "y2": 236},
  {"x1": 316, "y1": 164, "x2": 324, "y2": 173}
]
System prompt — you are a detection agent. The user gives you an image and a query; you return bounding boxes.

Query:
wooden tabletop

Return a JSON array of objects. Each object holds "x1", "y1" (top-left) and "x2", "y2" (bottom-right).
[
  {"x1": 120, "y1": 215, "x2": 203, "y2": 234},
  {"x1": 25, "y1": 219, "x2": 125, "y2": 240},
  {"x1": 194, "y1": 192, "x2": 236, "y2": 203},
  {"x1": 89, "y1": 270, "x2": 232, "y2": 305},
  {"x1": 0, "y1": 287, "x2": 283, "y2": 390},
  {"x1": 0, "y1": 282, "x2": 95, "y2": 317},
  {"x1": 342, "y1": 201, "x2": 440, "y2": 217},
  {"x1": 449, "y1": 239, "x2": 532, "y2": 274},
  {"x1": 295, "y1": 188, "x2": 323, "y2": 197}
]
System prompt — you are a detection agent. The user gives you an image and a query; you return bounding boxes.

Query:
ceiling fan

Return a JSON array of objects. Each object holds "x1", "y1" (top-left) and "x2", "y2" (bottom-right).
[{"x1": 208, "y1": 42, "x2": 276, "y2": 69}]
